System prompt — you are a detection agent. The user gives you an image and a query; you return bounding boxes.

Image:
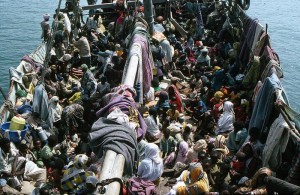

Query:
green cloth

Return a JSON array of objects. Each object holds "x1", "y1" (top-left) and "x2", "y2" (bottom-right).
[
  {"x1": 243, "y1": 56, "x2": 260, "y2": 88},
  {"x1": 160, "y1": 136, "x2": 177, "y2": 154},
  {"x1": 16, "y1": 89, "x2": 27, "y2": 98},
  {"x1": 41, "y1": 145, "x2": 54, "y2": 160},
  {"x1": 33, "y1": 150, "x2": 44, "y2": 168}
]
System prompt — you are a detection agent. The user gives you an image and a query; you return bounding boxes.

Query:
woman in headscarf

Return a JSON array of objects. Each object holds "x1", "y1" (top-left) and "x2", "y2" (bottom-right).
[
  {"x1": 187, "y1": 139, "x2": 207, "y2": 163},
  {"x1": 214, "y1": 135, "x2": 229, "y2": 160},
  {"x1": 168, "y1": 84, "x2": 183, "y2": 113},
  {"x1": 234, "y1": 167, "x2": 272, "y2": 194},
  {"x1": 155, "y1": 90, "x2": 170, "y2": 117},
  {"x1": 60, "y1": 103, "x2": 85, "y2": 141},
  {"x1": 164, "y1": 141, "x2": 189, "y2": 168},
  {"x1": 48, "y1": 96, "x2": 63, "y2": 127},
  {"x1": 137, "y1": 143, "x2": 164, "y2": 183},
  {"x1": 168, "y1": 162, "x2": 210, "y2": 195},
  {"x1": 144, "y1": 108, "x2": 162, "y2": 143},
  {"x1": 216, "y1": 101, "x2": 235, "y2": 135}
]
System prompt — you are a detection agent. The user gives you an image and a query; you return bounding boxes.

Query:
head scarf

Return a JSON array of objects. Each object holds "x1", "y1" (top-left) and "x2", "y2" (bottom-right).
[
  {"x1": 193, "y1": 139, "x2": 207, "y2": 152},
  {"x1": 137, "y1": 139, "x2": 147, "y2": 160},
  {"x1": 177, "y1": 163, "x2": 209, "y2": 194},
  {"x1": 214, "y1": 135, "x2": 229, "y2": 155},
  {"x1": 74, "y1": 154, "x2": 89, "y2": 169},
  {"x1": 48, "y1": 96, "x2": 63, "y2": 123},
  {"x1": 216, "y1": 101, "x2": 235, "y2": 134},
  {"x1": 168, "y1": 85, "x2": 183, "y2": 112},
  {"x1": 144, "y1": 143, "x2": 162, "y2": 164},
  {"x1": 251, "y1": 167, "x2": 272, "y2": 188},
  {"x1": 214, "y1": 91, "x2": 224, "y2": 102},
  {"x1": 138, "y1": 143, "x2": 163, "y2": 181},
  {"x1": 176, "y1": 141, "x2": 189, "y2": 164},
  {"x1": 43, "y1": 13, "x2": 50, "y2": 20},
  {"x1": 223, "y1": 101, "x2": 235, "y2": 114},
  {"x1": 189, "y1": 162, "x2": 205, "y2": 183},
  {"x1": 86, "y1": 176, "x2": 98, "y2": 188}
]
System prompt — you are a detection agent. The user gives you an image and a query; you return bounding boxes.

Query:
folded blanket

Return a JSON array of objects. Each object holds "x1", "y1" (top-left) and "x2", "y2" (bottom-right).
[{"x1": 89, "y1": 117, "x2": 138, "y2": 175}]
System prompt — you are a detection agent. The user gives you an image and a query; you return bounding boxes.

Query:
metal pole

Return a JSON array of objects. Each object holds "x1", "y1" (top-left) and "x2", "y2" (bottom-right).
[
  {"x1": 123, "y1": 43, "x2": 142, "y2": 86},
  {"x1": 99, "y1": 150, "x2": 117, "y2": 181},
  {"x1": 105, "y1": 154, "x2": 126, "y2": 195},
  {"x1": 99, "y1": 40, "x2": 142, "y2": 195}
]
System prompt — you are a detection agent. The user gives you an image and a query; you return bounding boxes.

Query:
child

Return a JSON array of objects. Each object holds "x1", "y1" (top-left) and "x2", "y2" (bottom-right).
[
  {"x1": 32, "y1": 139, "x2": 44, "y2": 168},
  {"x1": 166, "y1": 103, "x2": 180, "y2": 122},
  {"x1": 230, "y1": 151, "x2": 247, "y2": 182},
  {"x1": 160, "y1": 128, "x2": 177, "y2": 158}
]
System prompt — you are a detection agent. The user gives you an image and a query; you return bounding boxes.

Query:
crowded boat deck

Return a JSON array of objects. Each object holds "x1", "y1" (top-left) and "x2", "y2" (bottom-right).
[{"x1": 1, "y1": 0, "x2": 300, "y2": 194}]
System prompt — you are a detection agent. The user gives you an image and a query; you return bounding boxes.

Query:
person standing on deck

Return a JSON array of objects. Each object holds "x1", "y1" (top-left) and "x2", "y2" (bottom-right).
[
  {"x1": 80, "y1": 64, "x2": 96, "y2": 101},
  {"x1": 74, "y1": 32, "x2": 91, "y2": 67},
  {"x1": 41, "y1": 14, "x2": 50, "y2": 42},
  {"x1": 33, "y1": 80, "x2": 52, "y2": 127}
]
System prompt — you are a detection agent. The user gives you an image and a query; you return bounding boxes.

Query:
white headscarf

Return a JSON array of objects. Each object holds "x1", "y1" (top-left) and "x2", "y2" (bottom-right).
[
  {"x1": 137, "y1": 143, "x2": 164, "y2": 181},
  {"x1": 145, "y1": 115, "x2": 160, "y2": 136},
  {"x1": 144, "y1": 143, "x2": 162, "y2": 164},
  {"x1": 48, "y1": 96, "x2": 63, "y2": 123},
  {"x1": 216, "y1": 101, "x2": 235, "y2": 134}
]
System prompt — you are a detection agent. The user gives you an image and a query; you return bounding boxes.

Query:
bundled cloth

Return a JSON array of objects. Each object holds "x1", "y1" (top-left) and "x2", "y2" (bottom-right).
[
  {"x1": 96, "y1": 95, "x2": 147, "y2": 139},
  {"x1": 89, "y1": 117, "x2": 138, "y2": 175},
  {"x1": 122, "y1": 24, "x2": 154, "y2": 103},
  {"x1": 127, "y1": 177, "x2": 157, "y2": 195},
  {"x1": 248, "y1": 73, "x2": 289, "y2": 139}
]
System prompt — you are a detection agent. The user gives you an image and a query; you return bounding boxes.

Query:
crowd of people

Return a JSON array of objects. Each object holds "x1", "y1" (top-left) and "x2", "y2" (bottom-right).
[{"x1": 1, "y1": 0, "x2": 299, "y2": 194}]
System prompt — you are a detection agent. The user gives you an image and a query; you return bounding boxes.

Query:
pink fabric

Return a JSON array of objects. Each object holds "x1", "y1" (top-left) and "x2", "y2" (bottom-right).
[{"x1": 175, "y1": 141, "x2": 189, "y2": 164}]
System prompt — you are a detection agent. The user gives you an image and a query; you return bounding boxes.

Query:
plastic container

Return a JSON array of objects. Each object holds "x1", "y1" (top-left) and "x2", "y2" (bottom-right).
[
  {"x1": 1, "y1": 122, "x2": 29, "y2": 142},
  {"x1": 37, "y1": 127, "x2": 48, "y2": 142},
  {"x1": 9, "y1": 116, "x2": 26, "y2": 130}
]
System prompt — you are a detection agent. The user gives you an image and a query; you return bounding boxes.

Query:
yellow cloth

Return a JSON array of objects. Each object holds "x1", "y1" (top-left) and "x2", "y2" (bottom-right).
[
  {"x1": 166, "y1": 109, "x2": 180, "y2": 121},
  {"x1": 214, "y1": 91, "x2": 224, "y2": 102},
  {"x1": 28, "y1": 82, "x2": 35, "y2": 95},
  {"x1": 69, "y1": 92, "x2": 81, "y2": 104},
  {"x1": 177, "y1": 167, "x2": 210, "y2": 195}
]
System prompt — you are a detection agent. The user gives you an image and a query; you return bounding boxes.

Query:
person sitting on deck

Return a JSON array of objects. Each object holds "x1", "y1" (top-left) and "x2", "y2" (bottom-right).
[
  {"x1": 41, "y1": 135, "x2": 59, "y2": 168},
  {"x1": 59, "y1": 72, "x2": 77, "y2": 99},
  {"x1": 216, "y1": 101, "x2": 235, "y2": 135},
  {"x1": 144, "y1": 107, "x2": 162, "y2": 143},
  {"x1": 137, "y1": 143, "x2": 164, "y2": 184}
]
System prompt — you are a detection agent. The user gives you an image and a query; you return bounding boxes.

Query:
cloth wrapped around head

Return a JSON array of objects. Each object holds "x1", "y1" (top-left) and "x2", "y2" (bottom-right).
[
  {"x1": 43, "y1": 13, "x2": 50, "y2": 20},
  {"x1": 214, "y1": 135, "x2": 229, "y2": 155},
  {"x1": 74, "y1": 154, "x2": 89, "y2": 169},
  {"x1": 193, "y1": 139, "x2": 207, "y2": 152},
  {"x1": 144, "y1": 143, "x2": 162, "y2": 164}
]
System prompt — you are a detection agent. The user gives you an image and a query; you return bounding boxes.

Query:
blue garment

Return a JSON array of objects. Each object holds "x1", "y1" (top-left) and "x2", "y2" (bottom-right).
[
  {"x1": 212, "y1": 69, "x2": 226, "y2": 91},
  {"x1": 33, "y1": 83, "x2": 51, "y2": 126},
  {"x1": 249, "y1": 73, "x2": 289, "y2": 141},
  {"x1": 81, "y1": 70, "x2": 96, "y2": 100},
  {"x1": 198, "y1": 101, "x2": 207, "y2": 115},
  {"x1": 17, "y1": 103, "x2": 32, "y2": 114}
]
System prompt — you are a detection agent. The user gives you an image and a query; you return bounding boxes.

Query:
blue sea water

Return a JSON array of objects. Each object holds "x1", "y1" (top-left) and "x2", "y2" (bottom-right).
[{"x1": 0, "y1": 0, "x2": 299, "y2": 111}]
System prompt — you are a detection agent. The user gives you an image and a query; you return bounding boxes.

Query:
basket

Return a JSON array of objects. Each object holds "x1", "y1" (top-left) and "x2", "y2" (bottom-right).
[{"x1": 1, "y1": 122, "x2": 29, "y2": 142}]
